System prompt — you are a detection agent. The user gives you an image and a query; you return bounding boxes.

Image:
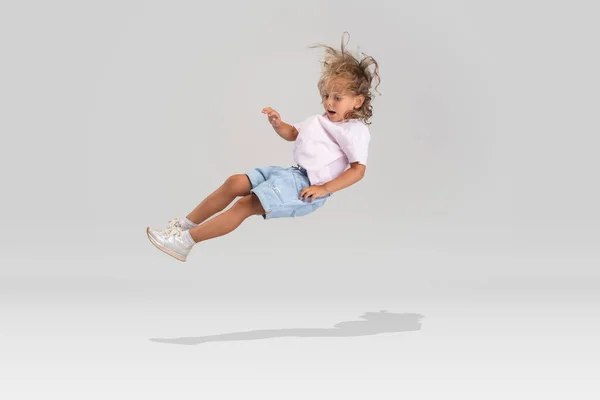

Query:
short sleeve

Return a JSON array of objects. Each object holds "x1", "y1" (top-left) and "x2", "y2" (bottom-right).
[
  {"x1": 292, "y1": 116, "x2": 309, "y2": 133},
  {"x1": 293, "y1": 121, "x2": 302, "y2": 132},
  {"x1": 339, "y1": 122, "x2": 371, "y2": 165},
  {"x1": 292, "y1": 114, "x2": 320, "y2": 134}
]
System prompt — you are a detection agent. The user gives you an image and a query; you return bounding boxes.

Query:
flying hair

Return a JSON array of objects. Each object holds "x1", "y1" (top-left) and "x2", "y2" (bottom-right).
[{"x1": 307, "y1": 31, "x2": 381, "y2": 125}]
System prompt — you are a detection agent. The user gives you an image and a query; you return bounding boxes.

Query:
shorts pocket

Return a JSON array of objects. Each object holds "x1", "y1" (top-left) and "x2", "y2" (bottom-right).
[
  {"x1": 293, "y1": 174, "x2": 310, "y2": 193},
  {"x1": 269, "y1": 173, "x2": 300, "y2": 203}
]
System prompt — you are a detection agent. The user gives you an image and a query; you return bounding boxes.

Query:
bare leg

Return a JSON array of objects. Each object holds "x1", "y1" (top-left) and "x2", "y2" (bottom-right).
[
  {"x1": 189, "y1": 193, "x2": 266, "y2": 243},
  {"x1": 186, "y1": 174, "x2": 252, "y2": 225}
]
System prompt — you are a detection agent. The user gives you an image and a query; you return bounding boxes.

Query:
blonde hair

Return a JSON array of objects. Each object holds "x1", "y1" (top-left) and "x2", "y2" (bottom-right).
[{"x1": 308, "y1": 32, "x2": 381, "y2": 126}]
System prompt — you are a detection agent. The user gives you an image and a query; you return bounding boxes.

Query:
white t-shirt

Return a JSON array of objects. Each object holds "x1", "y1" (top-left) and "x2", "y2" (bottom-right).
[{"x1": 292, "y1": 112, "x2": 371, "y2": 186}]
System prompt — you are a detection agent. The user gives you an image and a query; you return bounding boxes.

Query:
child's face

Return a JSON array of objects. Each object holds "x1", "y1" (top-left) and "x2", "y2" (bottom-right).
[{"x1": 320, "y1": 79, "x2": 364, "y2": 122}]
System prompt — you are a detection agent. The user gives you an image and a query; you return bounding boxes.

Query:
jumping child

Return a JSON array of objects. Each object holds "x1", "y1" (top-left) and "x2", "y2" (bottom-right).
[{"x1": 146, "y1": 32, "x2": 381, "y2": 261}]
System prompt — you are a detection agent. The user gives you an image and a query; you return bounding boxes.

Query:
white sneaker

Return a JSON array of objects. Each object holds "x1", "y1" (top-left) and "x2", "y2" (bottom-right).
[
  {"x1": 161, "y1": 218, "x2": 185, "y2": 232},
  {"x1": 146, "y1": 224, "x2": 193, "y2": 262}
]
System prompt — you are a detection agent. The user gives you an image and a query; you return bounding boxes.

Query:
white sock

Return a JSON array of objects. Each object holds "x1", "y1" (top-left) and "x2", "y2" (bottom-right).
[
  {"x1": 180, "y1": 217, "x2": 198, "y2": 230},
  {"x1": 182, "y1": 230, "x2": 196, "y2": 247}
]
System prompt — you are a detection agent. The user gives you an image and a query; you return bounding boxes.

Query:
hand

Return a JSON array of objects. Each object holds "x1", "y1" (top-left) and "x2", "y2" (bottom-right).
[
  {"x1": 299, "y1": 185, "x2": 329, "y2": 203},
  {"x1": 262, "y1": 107, "x2": 282, "y2": 128}
]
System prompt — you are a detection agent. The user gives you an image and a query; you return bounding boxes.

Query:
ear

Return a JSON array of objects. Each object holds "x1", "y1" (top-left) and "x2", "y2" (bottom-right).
[{"x1": 354, "y1": 94, "x2": 365, "y2": 109}]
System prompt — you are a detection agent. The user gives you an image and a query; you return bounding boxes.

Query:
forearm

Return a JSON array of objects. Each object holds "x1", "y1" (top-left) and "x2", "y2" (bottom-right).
[
  {"x1": 323, "y1": 167, "x2": 364, "y2": 194},
  {"x1": 274, "y1": 122, "x2": 297, "y2": 141}
]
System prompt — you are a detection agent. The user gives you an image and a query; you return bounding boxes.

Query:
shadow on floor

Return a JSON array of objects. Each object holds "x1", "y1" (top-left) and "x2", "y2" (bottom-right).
[{"x1": 149, "y1": 310, "x2": 424, "y2": 345}]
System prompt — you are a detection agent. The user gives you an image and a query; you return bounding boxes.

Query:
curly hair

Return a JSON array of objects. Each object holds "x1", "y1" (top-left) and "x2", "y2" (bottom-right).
[{"x1": 308, "y1": 32, "x2": 381, "y2": 126}]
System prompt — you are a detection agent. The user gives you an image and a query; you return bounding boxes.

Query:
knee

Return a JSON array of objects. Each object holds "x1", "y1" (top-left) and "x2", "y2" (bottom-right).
[
  {"x1": 233, "y1": 194, "x2": 265, "y2": 215},
  {"x1": 224, "y1": 174, "x2": 252, "y2": 196}
]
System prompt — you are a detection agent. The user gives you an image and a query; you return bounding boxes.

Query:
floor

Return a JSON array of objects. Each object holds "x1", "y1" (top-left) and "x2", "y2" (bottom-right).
[{"x1": 2, "y1": 273, "x2": 598, "y2": 400}]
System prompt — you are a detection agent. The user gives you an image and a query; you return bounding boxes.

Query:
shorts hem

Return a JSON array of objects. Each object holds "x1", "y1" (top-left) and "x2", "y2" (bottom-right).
[{"x1": 250, "y1": 188, "x2": 272, "y2": 220}]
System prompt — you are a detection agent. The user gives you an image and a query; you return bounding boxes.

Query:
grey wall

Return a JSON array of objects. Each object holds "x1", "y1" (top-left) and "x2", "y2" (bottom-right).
[{"x1": 1, "y1": 0, "x2": 598, "y2": 299}]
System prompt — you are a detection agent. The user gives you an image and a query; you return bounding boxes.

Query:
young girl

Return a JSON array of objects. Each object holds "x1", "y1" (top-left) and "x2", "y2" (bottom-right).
[{"x1": 146, "y1": 32, "x2": 381, "y2": 262}]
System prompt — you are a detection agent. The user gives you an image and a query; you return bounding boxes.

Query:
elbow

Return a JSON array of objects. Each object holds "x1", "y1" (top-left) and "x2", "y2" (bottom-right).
[{"x1": 351, "y1": 162, "x2": 366, "y2": 179}]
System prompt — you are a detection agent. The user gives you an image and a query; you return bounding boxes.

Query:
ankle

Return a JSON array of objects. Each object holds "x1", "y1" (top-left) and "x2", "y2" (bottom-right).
[
  {"x1": 181, "y1": 217, "x2": 199, "y2": 230},
  {"x1": 182, "y1": 230, "x2": 197, "y2": 246}
]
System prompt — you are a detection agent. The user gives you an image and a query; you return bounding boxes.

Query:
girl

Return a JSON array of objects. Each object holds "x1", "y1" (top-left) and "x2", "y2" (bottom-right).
[{"x1": 146, "y1": 32, "x2": 381, "y2": 262}]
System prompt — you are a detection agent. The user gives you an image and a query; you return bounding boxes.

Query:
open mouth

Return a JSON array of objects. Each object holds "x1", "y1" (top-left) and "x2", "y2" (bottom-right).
[{"x1": 327, "y1": 110, "x2": 336, "y2": 116}]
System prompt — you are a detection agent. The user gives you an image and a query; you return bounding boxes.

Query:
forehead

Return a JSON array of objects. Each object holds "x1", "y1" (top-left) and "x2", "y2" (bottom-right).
[{"x1": 322, "y1": 78, "x2": 350, "y2": 95}]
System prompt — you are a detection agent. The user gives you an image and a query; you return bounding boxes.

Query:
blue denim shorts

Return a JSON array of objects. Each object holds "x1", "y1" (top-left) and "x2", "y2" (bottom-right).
[{"x1": 245, "y1": 165, "x2": 332, "y2": 219}]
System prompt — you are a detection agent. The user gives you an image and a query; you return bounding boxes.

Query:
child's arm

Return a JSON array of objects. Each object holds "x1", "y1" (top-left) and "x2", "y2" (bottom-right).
[
  {"x1": 274, "y1": 122, "x2": 298, "y2": 141},
  {"x1": 323, "y1": 162, "x2": 366, "y2": 194},
  {"x1": 300, "y1": 162, "x2": 365, "y2": 201},
  {"x1": 262, "y1": 107, "x2": 298, "y2": 141}
]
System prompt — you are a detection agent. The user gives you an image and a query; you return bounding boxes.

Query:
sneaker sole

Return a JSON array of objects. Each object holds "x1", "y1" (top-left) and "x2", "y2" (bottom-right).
[{"x1": 146, "y1": 227, "x2": 187, "y2": 262}]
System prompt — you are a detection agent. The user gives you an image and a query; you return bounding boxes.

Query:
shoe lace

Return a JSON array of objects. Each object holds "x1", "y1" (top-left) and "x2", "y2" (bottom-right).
[
  {"x1": 166, "y1": 218, "x2": 182, "y2": 230},
  {"x1": 164, "y1": 219, "x2": 183, "y2": 237}
]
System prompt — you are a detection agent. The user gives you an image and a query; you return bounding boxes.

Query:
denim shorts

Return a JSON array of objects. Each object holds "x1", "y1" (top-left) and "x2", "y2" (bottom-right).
[{"x1": 245, "y1": 165, "x2": 332, "y2": 220}]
